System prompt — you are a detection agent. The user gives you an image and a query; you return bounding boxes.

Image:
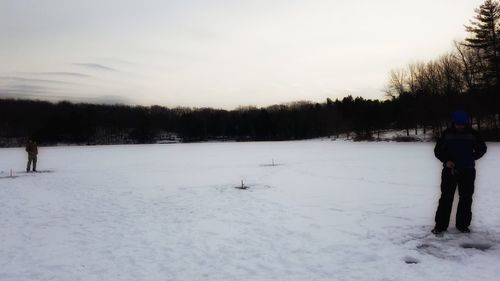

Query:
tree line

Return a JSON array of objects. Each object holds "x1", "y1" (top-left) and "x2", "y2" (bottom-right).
[
  {"x1": 0, "y1": 97, "x2": 397, "y2": 146},
  {"x1": 1, "y1": 0, "x2": 499, "y2": 146}
]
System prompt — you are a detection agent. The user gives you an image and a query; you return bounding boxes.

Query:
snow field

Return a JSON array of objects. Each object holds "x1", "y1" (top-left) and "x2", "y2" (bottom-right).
[{"x1": 0, "y1": 140, "x2": 499, "y2": 281}]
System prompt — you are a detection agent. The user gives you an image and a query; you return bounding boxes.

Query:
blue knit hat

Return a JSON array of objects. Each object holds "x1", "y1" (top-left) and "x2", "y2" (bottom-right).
[{"x1": 452, "y1": 111, "x2": 470, "y2": 125}]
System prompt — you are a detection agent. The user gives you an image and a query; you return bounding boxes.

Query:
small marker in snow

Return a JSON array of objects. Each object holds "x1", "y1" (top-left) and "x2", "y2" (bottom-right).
[{"x1": 235, "y1": 180, "x2": 249, "y2": 190}]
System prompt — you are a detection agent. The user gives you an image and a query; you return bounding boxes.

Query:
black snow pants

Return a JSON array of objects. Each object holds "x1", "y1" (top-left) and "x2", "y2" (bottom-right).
[
  {"x1": 27, "y1": 154, "x2": 37, "y2": 172},
  {"x1": 435, "y1": 168, "x2": 476, "y2": 230}
]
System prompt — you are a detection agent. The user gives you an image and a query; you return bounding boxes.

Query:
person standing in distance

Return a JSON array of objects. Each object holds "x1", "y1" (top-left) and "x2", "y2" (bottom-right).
[
  {"x1": 432, "y1": 111, "x2": 487, "y2": 235},
  {"x1": 26, "y1": 138, "x2": 38, "y2": 172}
]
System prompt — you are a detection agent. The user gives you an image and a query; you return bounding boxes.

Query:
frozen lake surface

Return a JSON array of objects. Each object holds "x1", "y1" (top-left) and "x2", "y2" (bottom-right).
[{"x1": 1, "y1": 140, "x2": 499, "y2": 281}]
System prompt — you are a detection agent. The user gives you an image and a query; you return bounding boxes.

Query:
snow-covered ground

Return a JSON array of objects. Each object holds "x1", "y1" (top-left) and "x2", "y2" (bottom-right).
[{"x1": 0, "y1": 140, "x2": 499, "y2": 281}]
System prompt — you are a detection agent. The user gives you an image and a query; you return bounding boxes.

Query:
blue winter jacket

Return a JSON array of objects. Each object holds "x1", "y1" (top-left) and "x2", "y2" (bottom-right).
[{"x1": 434, "y1": 127, "x2": 487, "y2": 170}]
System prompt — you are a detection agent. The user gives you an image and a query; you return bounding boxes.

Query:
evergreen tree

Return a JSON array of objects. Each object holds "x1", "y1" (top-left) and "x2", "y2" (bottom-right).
[{"x1": 464, "y1": 0, "x2": 500, "y2": 88}]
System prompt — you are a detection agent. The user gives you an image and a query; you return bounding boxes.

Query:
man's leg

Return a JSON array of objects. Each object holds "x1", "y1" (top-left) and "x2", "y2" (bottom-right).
[
  {"x1": 435, "y1": 168, "x2": 457, "y2": 231},
  {"x1": 456, "y1": 168, "x2": 476, "y2": 230},
  {"x1": 27, "y1": 156, "x2": 32, "y2": 172},
  {"x1": 32, "y1": 156, "x2": 37, "y2": 172}
]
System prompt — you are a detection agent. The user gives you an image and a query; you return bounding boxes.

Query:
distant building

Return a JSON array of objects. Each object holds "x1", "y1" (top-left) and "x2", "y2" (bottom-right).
[{"x1": 155, "y1": 131, "x2": 181, "y2": 144}]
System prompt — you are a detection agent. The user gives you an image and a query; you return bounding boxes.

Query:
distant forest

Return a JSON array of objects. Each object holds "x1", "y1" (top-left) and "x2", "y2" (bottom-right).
[
  {"x1": 1, "y1": 0, "x2": 499, "y2": 146},
  {"x1": 0, "y1": 97, "x2": 418, "y2": 146}
]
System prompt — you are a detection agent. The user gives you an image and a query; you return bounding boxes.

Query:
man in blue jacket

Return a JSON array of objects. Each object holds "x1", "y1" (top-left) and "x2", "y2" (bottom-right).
[{"x1": 432, "y1": 111, "x2": 487, "y2": 234}]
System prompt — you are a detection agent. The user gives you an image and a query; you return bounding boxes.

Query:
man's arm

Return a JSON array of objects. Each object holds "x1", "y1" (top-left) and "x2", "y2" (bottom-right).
[
  {"x1": 473, "y1": 132, "x2": 487, "y2": 160},
  {"x1": 434, "y1": 134, "x2": 449, "y2": 163}
]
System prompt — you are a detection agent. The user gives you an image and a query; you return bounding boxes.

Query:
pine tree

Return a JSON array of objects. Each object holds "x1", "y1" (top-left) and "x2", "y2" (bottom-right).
[{"x1": 464, "y1": 0, "x2": 500, "y2": 88}]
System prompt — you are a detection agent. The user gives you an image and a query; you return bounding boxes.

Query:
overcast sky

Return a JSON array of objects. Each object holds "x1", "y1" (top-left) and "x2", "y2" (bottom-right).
[{"x1": 0, "y1": 0, "x2": 485, "y2": 109}]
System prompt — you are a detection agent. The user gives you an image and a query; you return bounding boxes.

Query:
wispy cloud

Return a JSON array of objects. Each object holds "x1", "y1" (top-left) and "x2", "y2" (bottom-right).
[
  {"x1": 7, "y1": 84, "x2": 56, "y2": 91},
  {"x1": 73, "y1": 63, "x2": 118, "y2": 72},
  {"x1": 0, "y1": 90, "x2": 132, "y2": 105},
  {"x1": 0, "y1": 84, "x2": 67, "y2": 100},
  {"x1": 0, "y1": 76, "x2": 76, "y2": 85},
  {"x1": 0, "y1": 90, "x2": 79, "y2": 102},
  {"x1": 0, "y1": 92, "x2": 61, "y2": 100},
  {"x1": 29, "y1": 72, "x2": 94, "y2": 78},
  {"x1": 0, "y1": 77, "x2": 75, "y2": 101}
]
